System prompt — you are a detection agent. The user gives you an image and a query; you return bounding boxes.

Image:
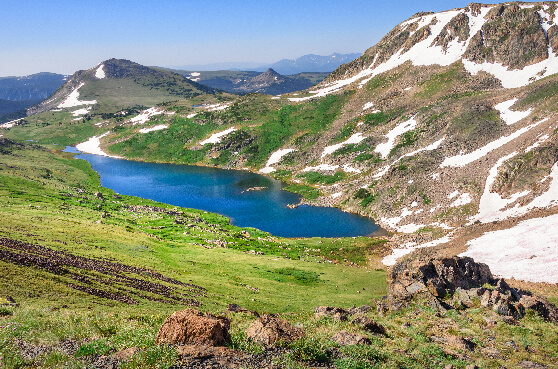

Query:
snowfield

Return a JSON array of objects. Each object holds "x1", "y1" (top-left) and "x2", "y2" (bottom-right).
[
  {"x1": 58, "y1": 83, "x2": 97, "y2": 108},
  {"x1": 461, "y1": 214, "x2": 558, "y2": 283},
  {"x1": 75, "y1": 132, "x2": 122, "y2": 158}
]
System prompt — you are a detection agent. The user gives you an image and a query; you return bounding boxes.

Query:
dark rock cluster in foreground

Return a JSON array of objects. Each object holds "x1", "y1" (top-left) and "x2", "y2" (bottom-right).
[{"x1": 381, "y1": 256, "x2": 558, "y2": 323}]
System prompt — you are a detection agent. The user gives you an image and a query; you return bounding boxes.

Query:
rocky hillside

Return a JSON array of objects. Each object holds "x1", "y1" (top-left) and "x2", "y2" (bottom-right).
[{"x1": 27, "y1": 59, "x2": 216, "y2": 116}]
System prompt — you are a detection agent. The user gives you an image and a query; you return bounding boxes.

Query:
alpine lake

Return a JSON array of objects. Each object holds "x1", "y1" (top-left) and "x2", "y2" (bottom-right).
[{"x1": 66, "y1": 147, "x2": 380, "y2": 238}]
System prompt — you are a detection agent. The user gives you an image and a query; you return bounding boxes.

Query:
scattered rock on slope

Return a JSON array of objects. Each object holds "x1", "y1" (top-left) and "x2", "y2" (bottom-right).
[{"x1": 246, "y1": 314, "x2": 304, "y2": 345}]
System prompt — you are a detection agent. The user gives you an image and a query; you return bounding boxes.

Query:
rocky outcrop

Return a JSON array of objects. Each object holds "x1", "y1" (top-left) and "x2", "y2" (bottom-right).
[
  {"x1": 464, "y1": 4, "x2": 549, "y2": 69},
  {"x1": 155, "y1": 309, "x2": 231, "y2": 346},
  {"x1": 382, "y1": 256, "x2": 558, "y2": 323},
  {"x1": 245, "y1": 314, "x2": 304, "y2": 345}
]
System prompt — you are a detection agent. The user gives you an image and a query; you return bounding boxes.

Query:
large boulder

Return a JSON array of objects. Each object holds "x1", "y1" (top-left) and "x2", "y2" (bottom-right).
[
  {"x1": 246, "y1": 314, "x2": 304, "y2": 345},
  {"x1": 155, "y1": 309, "x2": 231, "y2": 346}
]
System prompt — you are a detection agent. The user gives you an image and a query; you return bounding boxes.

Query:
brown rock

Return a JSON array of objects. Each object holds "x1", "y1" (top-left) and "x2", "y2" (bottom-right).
[
  {"x1": 431, "y1": 335, "x2": 475, "y2": 351},
  {"x1": 111, "y1": 347, "x2": 140, "y2": 361},
  {"x1": 330, "y1": 330, "x2": 371, "y2": 346},
  {"x1": 519, "y1": 294, "x2": 558, "y2": 323},
  {"x1": 314, "y1": 306, "x2": 350, "y2": 321},
  {"x1": 351, "y1": 315, "x2": 386, "y2": 335},
  {"x1": 155, "y1": 309, "x2": 231, "y2": 346},
  {"x1": 177, "y1": 344, "x2": 242, "y2": 367},
  {"x1": 517, "y1": 361, "x2": 548, "y2": 369},
  {"x1": 246, "y1": 314, "x2": 304, "y2": 345}
]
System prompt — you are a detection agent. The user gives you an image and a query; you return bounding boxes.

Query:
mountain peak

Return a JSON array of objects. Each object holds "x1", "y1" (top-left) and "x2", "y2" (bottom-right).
[
  {"x1": 250, "y1": 68, "x2": 285, "y2": 84},
  {"x1": 263, "y1": 68, "x2": 280, "y2": 75}
]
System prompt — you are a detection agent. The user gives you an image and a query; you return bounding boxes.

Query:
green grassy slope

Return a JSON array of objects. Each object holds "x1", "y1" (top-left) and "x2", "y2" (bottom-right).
[{"x1": 0, "y1": 139, "x2": 387, "y2": 313}]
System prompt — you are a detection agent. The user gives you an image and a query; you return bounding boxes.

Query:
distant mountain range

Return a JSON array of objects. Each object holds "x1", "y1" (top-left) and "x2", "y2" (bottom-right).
[
  {"x1": 0, "y1": 72, "x2": 68, "y2": 119},
  {"x1": 165, "y1": 68, "x2": 329, "y2": 95},
  {"x1": 170, "y1": 53, "x2": 361, "y2": 75}
]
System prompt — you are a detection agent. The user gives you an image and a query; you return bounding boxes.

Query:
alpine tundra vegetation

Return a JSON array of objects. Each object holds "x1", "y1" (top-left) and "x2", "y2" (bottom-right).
[{"x1": 2, "y1": 2, "x2": 558, "y2": 368}]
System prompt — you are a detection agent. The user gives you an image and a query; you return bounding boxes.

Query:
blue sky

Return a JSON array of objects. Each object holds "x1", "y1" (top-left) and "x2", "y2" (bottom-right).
[{"x1": 0, "y1": 0, "x2": 532, "y2": 76}]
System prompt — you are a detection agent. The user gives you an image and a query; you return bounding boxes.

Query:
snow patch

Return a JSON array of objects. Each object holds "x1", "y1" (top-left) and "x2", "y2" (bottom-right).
[
  {"x1": 260, "y1": 149, "x2": 296, "y2": 173},
  {"x1": 441, "y1": 119, "x2": 545, "y2": 167},
  {"x1": 494, "y1": 98, "x2": 532, "y2": 125},
  {"x1": 342, "y1": 164, "x2": 361, "y2": 173},
  {"x1": 372, "y1": 138, "x2": 444, "y2": 178},
  {"x1": 0, "y1": 118, "x2": 24, "y2": 128},
  {"x1": 58, "y1": 83, "x2": 97, "y2": 108},
  {"x1": 71, "y1": 107, "x2": 90, "y2": 116},
  {"x1": 330, "y1": 192, "x2": 343, "y2": 199},
  {"x1": 75, "y1": 132, "x2": 121, "y2": 158},
  {"x1": 205, "y1": 102, "x2": 232, "y2": 111},
  {"x1": 461, "y1": 214, "x2": 558, "y2": 283},
  {"x1": 448, "y1": 190, "x2": 460, "y2": 199},
  {"x1": 374, "y1": 117, "x2": 417, "y2": 158},
  {"x1": 200, "y1": 127, "x2": 236, "y2": 145},
  {"x1": 322, "y1": 133, "x2": 366, "y2": 157},
  {"x1": 139, "y1": 125, "x2": 168, "y2": 133},
  {"x1": 463, "y1": 46, "x2": 558, "y2": 88},
  {"x1": 95, "y1": 64, "x2": 105, "y2": 79},
  {"x1": 382, "y1": 233, "x2": 454, "y2": 266},
  {"x1": 187, "y1": 113, "x2": 197, "y2": 119},
  {"x1": 302, "y1": 164, "x2": 339, "y2": 172},
  {"x1": 473, "y1": 154, "x2": 558, "y2": 223},
  {"x1": 450, "y1": 193, "x2": 472, "y2": 207},
  {"x1": 130, "y1": 107, "x2": 164, "y2": 125},
  {"x1": 525, "y1": 134, "x2": 549, "y2": 152},
  {"x1": 363, "y1": 102, "x2": 375, "y2": 110}
]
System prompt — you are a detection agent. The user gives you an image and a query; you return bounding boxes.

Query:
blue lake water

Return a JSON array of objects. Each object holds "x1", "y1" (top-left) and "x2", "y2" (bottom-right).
[{"x1": 67, "y1": 148, "x2": 379, "y2": 238}]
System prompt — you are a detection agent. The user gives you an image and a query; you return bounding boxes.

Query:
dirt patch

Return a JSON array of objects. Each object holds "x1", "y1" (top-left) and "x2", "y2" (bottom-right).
[{"x1": 0, "y1": 237, "x2": 205, "y2": 305}]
